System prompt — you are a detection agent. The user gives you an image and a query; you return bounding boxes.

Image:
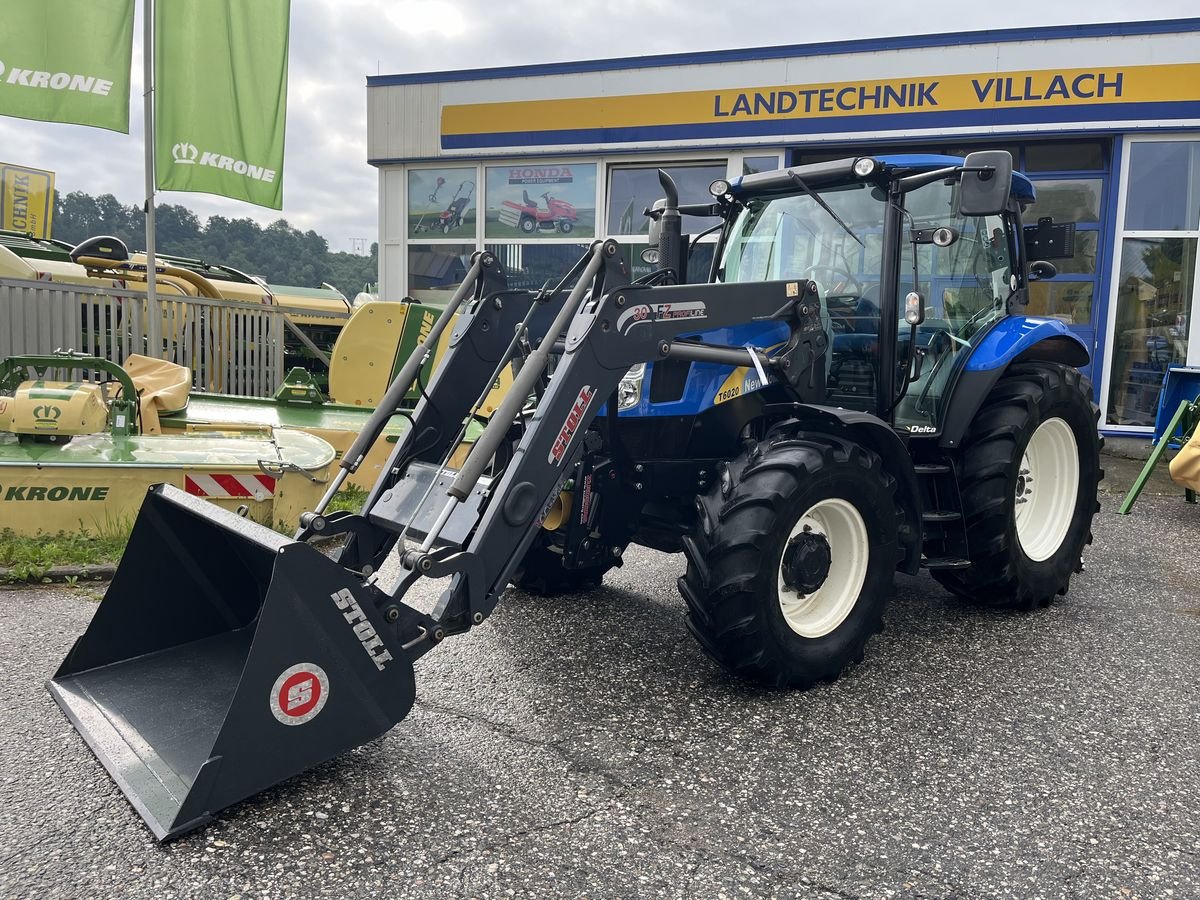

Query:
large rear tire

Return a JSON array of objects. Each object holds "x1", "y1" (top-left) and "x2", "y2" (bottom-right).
[
  {"x1": 679, "y1": 434, "x2": 898, "y2": 689},
  {"x1": 933, "y1": 362, "x2": 1101, "y2": 609}
]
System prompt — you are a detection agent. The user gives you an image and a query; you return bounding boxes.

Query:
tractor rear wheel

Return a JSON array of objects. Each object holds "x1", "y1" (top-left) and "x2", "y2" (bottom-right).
[
  {"x1": 932, "y1": 362, "x2": 1101, "y2": 609},
  {"x1": 679, "y1": 433, "x2": 897, "y2": 689}
]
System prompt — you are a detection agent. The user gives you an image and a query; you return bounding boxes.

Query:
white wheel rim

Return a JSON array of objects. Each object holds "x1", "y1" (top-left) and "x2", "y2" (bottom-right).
[
  {"x1": 777, "y1": 498, "x2": 869, "y2": 638},
  {"x1": 1014, "y1": 416, "x2": 1079, "y2": 562}
]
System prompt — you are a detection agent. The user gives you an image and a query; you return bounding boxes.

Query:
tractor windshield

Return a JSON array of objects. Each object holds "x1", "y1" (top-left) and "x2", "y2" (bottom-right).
[{"x1": 716, "y1": 177, "x2": 1016, "y2": 428}]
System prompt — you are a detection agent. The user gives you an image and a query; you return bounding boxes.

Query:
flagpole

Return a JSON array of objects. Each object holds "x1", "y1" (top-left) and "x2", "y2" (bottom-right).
[{"x1": 143, "y1": 0, "x2": 156, "y2": 308}]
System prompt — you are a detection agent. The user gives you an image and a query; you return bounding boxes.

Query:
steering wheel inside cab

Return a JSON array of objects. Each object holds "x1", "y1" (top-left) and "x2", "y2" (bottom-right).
[{"x1": 803, "y1": 265, "x2": 878, "y2": 335}]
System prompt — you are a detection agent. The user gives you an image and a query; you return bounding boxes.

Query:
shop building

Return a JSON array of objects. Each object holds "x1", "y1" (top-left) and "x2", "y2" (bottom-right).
[{"x1": 366, "y1": 18, "x2": 1200, "y2": 435}]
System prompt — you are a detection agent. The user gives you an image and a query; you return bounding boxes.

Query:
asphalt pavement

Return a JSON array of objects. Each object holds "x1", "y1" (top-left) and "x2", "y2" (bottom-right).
[{"x1": 1, "y1": 486, "x2": 1198, "y2": 899}]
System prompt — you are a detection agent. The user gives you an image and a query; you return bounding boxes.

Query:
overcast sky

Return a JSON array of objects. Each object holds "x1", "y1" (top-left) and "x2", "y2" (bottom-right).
[{"x1": 0, "y1": 1, "x2": 1193, "y2": 253}]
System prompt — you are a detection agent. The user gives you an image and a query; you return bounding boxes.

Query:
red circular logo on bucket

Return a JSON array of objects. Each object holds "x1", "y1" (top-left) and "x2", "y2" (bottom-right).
[{"x1": 270, "y1": 663, "x2": 329, "y2": 725}]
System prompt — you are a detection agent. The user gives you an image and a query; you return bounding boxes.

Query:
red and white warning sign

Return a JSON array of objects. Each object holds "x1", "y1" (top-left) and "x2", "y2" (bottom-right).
[
  {"x1": 185, "y1": 473, "x2": 276, "y2": 501},
  {"x1": 270, "y1": 663, "x2": 329, "y2": 725}
]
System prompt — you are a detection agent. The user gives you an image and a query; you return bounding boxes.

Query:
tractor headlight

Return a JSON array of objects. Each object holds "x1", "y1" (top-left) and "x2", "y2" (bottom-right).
[
  {"x1": 617, "y1": 363, "x2": 645, "y2": 411},
  {"x1": 709, "y1": 179, "x2": 731, "y2": 197},
  {"x1": 853, "y1": 157, "x2": 878, "y2": 178}
]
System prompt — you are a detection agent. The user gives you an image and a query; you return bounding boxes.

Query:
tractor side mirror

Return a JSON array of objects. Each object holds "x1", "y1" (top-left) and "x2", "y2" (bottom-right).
[
  {"x1": 1029, "y1": 260, "x2": 1058, "y2": 281},
  {"x1": 957, "y1": 150, "x2": 1013, "y2": 217}
]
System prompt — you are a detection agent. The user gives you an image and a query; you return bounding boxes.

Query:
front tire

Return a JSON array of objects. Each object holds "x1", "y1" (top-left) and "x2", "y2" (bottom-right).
[
  {"x1": 679, "y1": 434, "x2": 898, "y2": 688},
  {"x1": 933, "y1": 362, "x2": 1101, "y2": 609}
]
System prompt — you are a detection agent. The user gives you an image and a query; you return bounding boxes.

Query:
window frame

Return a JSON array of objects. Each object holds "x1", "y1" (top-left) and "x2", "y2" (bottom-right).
[{"x1": 1099, "y1": 133, "x2": 1200, "y2": 433}]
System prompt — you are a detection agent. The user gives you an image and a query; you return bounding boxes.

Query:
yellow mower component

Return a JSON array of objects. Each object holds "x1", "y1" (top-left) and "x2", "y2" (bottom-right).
[{"x1": 1, "y1": 381, "x2": 109, "y2": 438}]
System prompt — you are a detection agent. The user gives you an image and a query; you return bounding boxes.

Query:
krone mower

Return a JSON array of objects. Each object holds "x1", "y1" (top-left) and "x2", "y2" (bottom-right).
[{"x1": 50, "y1": 152, "x2": 1101, "y2": 839}]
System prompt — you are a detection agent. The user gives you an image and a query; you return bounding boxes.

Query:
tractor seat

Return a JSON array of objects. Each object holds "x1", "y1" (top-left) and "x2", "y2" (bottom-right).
[
  {"x1": 523, "y1": 190, "x2": 535, "y2": 208},
  {"x1": 122, "y1": 354, "x2": 192, "y2": 434}
]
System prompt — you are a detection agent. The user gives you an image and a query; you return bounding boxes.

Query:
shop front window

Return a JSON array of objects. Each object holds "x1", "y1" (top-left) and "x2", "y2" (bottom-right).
[
  {"x1": 1106, "y1": 237, "x2": 1197, "y2": 426},
  {"x1": 407, "y1": 244, "x2": 474, "y2": 305},
  {"x1": 483, "y1": 164, "x2": 596, "y2": 240},
  {"x1": 1024, "y1": 140, "x2": 1106, "y2": 173},
  {"x1": 607, "y1": 163, "x2": 725, "y2": 235},
  {"x1": 408, "y1": 168, "x2": 476, "y2": 238},
  {"x1": 610, "y1": 240, "x2": 715, "y2": 284},
  {"x1": 1024, "y1": 179, "x2": 1103, "y2": 223},
  {"x1": 484, "y1": 243, "x2": 592, "y2": 292},
  {"x1": 1124, "y1": 142, "x2": 1200, "y2": 231},
  {"x1": 1105, "y1": 139, "x2": 1200, "y2": 427},
  {"x1": 743, "y1": 155, "x2": 781, "y2": 176}
]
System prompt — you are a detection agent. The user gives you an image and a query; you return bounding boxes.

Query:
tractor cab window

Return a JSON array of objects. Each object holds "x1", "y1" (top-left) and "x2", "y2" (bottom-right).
[
  {"x1": 716, "y1": 174, "x2": 1017, "y2": 424},
  {"x1": 892, "y1": 181, "x2": 1016, "y2": 431},
  {"x1": 717, "y1": 182, "x2": 888, "y2": 413}
]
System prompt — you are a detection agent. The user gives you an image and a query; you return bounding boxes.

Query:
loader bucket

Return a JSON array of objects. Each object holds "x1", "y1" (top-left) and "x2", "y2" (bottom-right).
[{"x1": 47, "y1": 484, "x2": 415, "y2": 841}]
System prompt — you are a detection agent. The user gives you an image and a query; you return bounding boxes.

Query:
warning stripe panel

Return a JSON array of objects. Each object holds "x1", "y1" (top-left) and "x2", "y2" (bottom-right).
[{"x1": 185, "y1": 473, "x2": 277, "y2": 500}]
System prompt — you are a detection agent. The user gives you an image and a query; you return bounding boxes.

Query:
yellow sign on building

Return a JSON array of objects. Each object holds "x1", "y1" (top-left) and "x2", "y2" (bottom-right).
[{"x1": 0, "y1": 162, "x2": 55, "y2": 238}]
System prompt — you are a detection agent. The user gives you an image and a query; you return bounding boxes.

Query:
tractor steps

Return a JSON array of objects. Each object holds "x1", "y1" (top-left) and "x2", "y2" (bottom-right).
[
  {"x1": 922, "y1": 509, "x2": 962, "y2": 523},
  {"x1": 913, "y1": 463, "x2": 951, "y2": 476},
  {"x1": 921, "y1": 557, "x2": 971, "y2": 570},
  {"x1": 913, "y1": 456, "x2": 970, "y2": 566}
]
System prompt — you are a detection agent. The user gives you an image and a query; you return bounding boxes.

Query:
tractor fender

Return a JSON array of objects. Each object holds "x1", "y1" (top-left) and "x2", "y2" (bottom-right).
[
  {"x1": 963, "y1": 316, "x2": 1089, "y2": 373},
  {"x1": 939, "y1": 317, "x2": 1090, "y2": 450},
  {"x1": 773, "y1": 404, "x2": 923, "y2": 575}
]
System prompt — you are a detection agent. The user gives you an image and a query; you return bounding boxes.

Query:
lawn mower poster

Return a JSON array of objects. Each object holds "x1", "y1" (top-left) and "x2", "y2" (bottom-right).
[
  {"x1": 484, "y1": 162, "x2": 596, "y2": 238},
  {"x1": 408, "y1": 166, "x2": 476, "y2": 236}
]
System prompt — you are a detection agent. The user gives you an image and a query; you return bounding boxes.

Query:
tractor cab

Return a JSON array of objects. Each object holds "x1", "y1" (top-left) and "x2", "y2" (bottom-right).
[{"x1": 702, "y1": 153, "x2": 1045, "y2": 434}]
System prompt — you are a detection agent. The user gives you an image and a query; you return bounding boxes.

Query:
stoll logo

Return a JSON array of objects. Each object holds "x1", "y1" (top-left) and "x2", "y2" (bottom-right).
[{"x1": 169, "y1": 140, "x2": 277, "y2": 183}]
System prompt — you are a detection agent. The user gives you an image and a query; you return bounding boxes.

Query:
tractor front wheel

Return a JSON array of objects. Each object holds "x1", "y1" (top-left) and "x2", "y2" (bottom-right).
[
  {"x1": 679, "y1": 434, "x2": 897, "y2": 688},
  {"x1": 932, "y1": 362, "x2": 1101, "y2": 609}
]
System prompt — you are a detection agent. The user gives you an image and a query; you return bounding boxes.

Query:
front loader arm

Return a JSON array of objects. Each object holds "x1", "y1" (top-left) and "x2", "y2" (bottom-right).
[{"x1": 393, "y1": 248, "x2": 823, "y2": 639}]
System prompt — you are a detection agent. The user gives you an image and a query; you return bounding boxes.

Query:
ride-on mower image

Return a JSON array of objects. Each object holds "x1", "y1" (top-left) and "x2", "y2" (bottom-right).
[
  {"x1": 50, "y1": 152, "x2": 1101, "y2": 840},
  {"x1": 499, "y1": 189, "x2": 579, "y2": 234}
]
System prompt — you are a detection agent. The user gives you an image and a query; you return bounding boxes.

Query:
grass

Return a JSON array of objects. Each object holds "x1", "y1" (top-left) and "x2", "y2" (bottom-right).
[
  {"x1": 0, "y1": 526, "x2": 130, "y2": 583},
  {"x1": 324, "y1": 483, "x2": 368, "y2": 514},
  {"x1": 0, "y1": 486, "x2": 371, "y2": 583}
]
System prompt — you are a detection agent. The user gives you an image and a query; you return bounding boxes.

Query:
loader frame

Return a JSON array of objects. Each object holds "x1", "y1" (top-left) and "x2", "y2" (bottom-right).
[{"x1": 302, "y1": 239, "x2": 830, "y2": 653}]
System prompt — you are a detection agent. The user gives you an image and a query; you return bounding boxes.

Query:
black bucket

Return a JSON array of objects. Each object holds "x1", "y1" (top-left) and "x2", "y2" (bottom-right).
[{"x1": 48, "y1": 484, "x2": 416, "y2": 841}]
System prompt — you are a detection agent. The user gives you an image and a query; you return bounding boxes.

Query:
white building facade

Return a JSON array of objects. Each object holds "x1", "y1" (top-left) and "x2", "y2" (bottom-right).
[{"x1": 367, "y1": 19, "x2": 1200, "y2": 434}]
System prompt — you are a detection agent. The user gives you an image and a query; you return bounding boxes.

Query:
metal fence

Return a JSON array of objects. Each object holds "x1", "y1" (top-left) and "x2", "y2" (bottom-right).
[{"x1": 0, "y1": 278, "x2": 345, "y2": 397}]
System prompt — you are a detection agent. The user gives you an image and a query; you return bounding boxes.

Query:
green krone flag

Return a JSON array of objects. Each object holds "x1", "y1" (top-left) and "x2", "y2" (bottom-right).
[
  {"x1": 156, "y1": 0, "x2": 291, "y2": 210},
  {"x1": 0, "y1": 0, "x2": 134, "y2": 133}
]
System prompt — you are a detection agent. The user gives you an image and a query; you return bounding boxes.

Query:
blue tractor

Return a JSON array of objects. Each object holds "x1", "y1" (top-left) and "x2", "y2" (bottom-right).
[{"x1": 50, "y1": 151, "x2": 1101, "y2": 839}]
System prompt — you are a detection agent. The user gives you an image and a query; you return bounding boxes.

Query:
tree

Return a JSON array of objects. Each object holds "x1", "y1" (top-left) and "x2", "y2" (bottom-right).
[{"x1": 49, "y1": 189, "x2": 377, "y2": 298}]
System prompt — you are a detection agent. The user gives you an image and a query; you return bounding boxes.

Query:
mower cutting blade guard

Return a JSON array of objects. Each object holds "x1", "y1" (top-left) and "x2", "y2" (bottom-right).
[{"x1": 47, "y1": 484, "x2": 415, "y2": 841}]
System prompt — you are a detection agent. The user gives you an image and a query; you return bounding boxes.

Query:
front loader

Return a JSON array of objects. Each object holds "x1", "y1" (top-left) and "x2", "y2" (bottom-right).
[{"x1": 50, "y1": 151, "x2": 1101, "y2": 839}]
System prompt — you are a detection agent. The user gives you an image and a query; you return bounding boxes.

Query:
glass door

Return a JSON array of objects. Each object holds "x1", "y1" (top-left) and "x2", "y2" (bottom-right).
[{"x1": 1102, "y1": 138, "x2": 1200, "y2": 429}]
